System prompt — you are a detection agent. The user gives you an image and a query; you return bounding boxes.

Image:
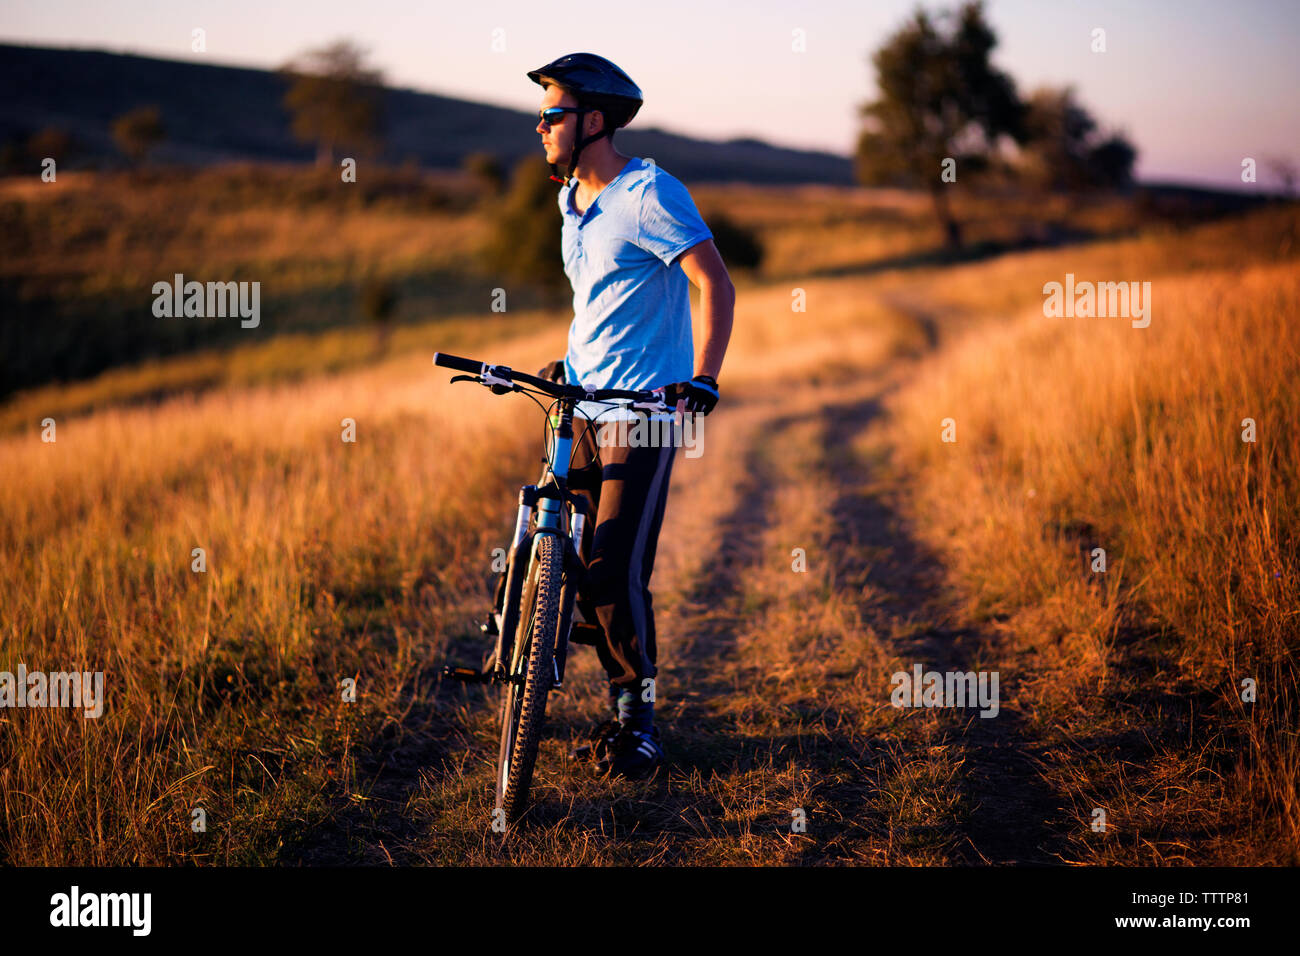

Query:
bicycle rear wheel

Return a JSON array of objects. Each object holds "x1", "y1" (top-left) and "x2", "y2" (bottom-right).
[{"x1": 496, "y1": 533, "x2": 562, "y2": 822}]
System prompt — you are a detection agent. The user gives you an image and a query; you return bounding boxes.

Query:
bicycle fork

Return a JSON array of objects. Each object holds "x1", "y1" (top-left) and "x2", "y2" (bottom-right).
[{"x1": 445, "y1": 408, "x2": 586, "y2": 688}]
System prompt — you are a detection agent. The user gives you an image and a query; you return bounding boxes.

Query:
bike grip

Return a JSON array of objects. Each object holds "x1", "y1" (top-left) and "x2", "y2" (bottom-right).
[{"x1": 433, "y1": 352, "x2": 484, "y2": 374}]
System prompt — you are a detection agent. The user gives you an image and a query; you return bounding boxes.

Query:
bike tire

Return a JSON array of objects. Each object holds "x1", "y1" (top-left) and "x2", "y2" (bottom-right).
[{"x1": 495, "y1": 533, "x2": 562, "y2": 822}]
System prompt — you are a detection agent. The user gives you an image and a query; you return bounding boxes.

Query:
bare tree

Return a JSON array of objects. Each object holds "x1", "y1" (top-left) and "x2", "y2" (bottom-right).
[{"x1": 280, "y1": 40, "x2": 385, "y2": 167}]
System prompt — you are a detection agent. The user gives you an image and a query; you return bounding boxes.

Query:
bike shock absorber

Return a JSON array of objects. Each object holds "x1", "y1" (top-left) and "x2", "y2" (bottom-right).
[
  {"x1": 511, "y1": 487, "x2": 535, "y2": 551},
  {"x1": 569, "y1": 509, "x2": 585, "y2": 553},
  {"x1": 492, "y1": 485, "x2": 537, "y2": 675}
]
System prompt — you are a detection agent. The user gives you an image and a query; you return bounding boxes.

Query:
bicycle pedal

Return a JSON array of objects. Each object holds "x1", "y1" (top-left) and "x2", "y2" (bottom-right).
[
  {"x1": 442, "y1": 665, "x2": 490, "y2": 684},
  {"x1": 569, "y1": 622, "x2": 603, "y2": 646}
]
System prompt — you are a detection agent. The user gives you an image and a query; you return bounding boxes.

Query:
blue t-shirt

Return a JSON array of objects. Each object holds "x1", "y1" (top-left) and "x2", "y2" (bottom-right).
[{"x1": 558, "y1": 157, "x2": 713, "y2": 420}]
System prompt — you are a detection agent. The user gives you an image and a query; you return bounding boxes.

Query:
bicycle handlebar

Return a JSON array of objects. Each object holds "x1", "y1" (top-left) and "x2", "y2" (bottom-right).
[
  {"x1": 434, "y1": 351, "x2": 680, "y2": 408},
  {"x1": 432, "y1": 352, "x2": 484, "y2": 375}
]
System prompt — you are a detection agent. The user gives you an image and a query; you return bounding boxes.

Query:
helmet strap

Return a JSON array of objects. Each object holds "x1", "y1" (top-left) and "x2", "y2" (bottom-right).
[{"x1": 549, "y1": 108, "x2": 612, "y2": 186}]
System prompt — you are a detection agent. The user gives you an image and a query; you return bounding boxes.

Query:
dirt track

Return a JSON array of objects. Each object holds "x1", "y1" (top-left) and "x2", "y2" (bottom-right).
[{"x1": 276, "y1": 338, "x2": 1235, "y2": 866}]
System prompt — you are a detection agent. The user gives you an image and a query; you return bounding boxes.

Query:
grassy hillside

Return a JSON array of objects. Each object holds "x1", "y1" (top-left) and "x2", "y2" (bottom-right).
[
  {"x1": 0, "y1": 163, "x2": 548, "y2": 399},
  {"x1": 2, "y1": 159, "x2": 1261, "y2": 411},
  {"x1": 1, "y1": 204, "x2": 1294, "y2": 865}
]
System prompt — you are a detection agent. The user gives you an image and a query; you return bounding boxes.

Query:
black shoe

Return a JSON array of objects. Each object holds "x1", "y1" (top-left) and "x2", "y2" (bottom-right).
[
  {"x1": 603, "y1": 725, "x2": 664, "y2": 779},
  {"x1": 569, "y1": 718, "x2": 621, "y2": 765}
]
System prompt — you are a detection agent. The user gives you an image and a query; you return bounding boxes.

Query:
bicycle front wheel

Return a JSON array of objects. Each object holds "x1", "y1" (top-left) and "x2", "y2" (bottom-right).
[{"x1": 496, "y1": 532, "x2": 562, "y2": 822}]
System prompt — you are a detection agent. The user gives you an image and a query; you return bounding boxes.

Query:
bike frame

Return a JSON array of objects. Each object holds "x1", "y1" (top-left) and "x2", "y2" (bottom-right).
[
  {"x1": 434, "y1": 350, "x2": 679, "y2": 819},
  {"x1": 494, "y1": 395, "x2": 587, "y2": 688},
  {"x1": 433, "y1": 351, "x2": 675, "y2": 690}
]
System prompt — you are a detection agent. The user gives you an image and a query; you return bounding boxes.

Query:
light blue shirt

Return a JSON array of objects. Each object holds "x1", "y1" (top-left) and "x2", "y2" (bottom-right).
[{"x1": 558, "y1": 157, "x2": 712, "y2": 421}]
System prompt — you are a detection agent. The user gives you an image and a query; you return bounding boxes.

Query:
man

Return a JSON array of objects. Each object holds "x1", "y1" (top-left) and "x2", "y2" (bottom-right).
[{"x1": 528, "y1": 52, "x2": 735, "y2": 777}]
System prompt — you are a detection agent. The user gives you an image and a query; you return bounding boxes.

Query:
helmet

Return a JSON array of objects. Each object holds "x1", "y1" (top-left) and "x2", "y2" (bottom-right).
[{"x1": 527, "y1": 53, "x2": 642, "y2": 183}]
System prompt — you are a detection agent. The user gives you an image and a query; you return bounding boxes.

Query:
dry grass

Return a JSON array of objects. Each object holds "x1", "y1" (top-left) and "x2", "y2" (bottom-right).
[
  {"x1": 0, "y1": 331, "x2": 556, "y2": 863},
  {"x1": 888, "y1": 210, "x2": 1300, "y2": 862},
  {"x1": 1, "y1": 188, "x2": 1295, "y2": 865},
  {"x1": 0, "y1": 308, "x2": 555, "y2": 436},
  {"x1": 0, "y1": 165, "x2": 482, "y2": 298}
]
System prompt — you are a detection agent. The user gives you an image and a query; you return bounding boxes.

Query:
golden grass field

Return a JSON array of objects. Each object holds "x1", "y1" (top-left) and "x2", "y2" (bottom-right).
[{"x1": 1, "y1": 171, "x2": 1296, "y2": 864}]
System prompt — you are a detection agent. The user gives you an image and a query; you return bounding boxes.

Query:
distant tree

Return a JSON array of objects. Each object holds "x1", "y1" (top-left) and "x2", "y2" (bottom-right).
[
  {"x1": 855, "y1": 2, "x2": 1023, "y2": 248},
  {"x1": 463, "y1": 151, "x2": 506, "y2": 195},
  {"x1": 481, "y1": 155, "x2": 565, "y2": 290},
  {"x1": 1019, "y1": 86, "x2": 1136, "y2": 190},
  {"x1": 1086, "y1": 134, "x2": 1137, "y2": 190},
  {"x1": 281, "y1": 40, "x2": 385, "y2": 167},
  {"x1": 1264, "y1": 156, "x2": 1297, "y2": 198},
  {"x1": 27, "y1": 127, "x2": 75, "y2": 165},
  {"x1": 112, "y1": 107, "x2": 166, "y2": 164},
  {"x1": 360, "y1": 273, "x2": 398, "y2": 355},
  {"x1": 702, "y1": 210, "x2": 763, "y2": 271}
]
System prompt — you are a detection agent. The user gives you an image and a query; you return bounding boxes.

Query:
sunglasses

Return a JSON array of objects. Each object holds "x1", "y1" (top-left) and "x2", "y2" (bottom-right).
[{"x1": 538, "y1": 107, "x2": 583, "y2": 127}]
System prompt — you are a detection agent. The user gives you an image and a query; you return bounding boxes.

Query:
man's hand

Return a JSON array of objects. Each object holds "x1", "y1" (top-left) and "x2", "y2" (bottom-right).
[
  {"x1": 672, "y1": 374, "x2": 720, "y2": 415},
  {"x1": 538, "y1": 359, "x2": 566, "y2": 384}
]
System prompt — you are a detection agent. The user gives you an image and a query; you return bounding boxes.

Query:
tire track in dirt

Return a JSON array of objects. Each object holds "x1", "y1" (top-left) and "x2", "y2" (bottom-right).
[
  {"x1": 646, "y1": 380, "x2": 966, "y2": 863},
  {"x1": 816, "y1": 388, "x2": 1072, "y2": 864}
]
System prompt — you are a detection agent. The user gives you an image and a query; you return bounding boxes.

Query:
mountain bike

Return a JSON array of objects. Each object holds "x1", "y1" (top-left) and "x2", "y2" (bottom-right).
[{"x1": 434, "y1": 351, "x2": 679, "y2": 823}]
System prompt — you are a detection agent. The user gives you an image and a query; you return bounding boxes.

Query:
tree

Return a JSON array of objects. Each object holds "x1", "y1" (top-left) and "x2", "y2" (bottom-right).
[
  {"x1": 463, "y1": 151, "x2": 506, "y2": 196},
  {"x1": 359, "y1": 273, "x2": 398, "y2": 356},
  {"x1": 855, "y1": 2, "x2": 1023, "y2": 248},
  {"x1": 1264, "y1": 156, "x2": 1297, "y2": 198},
  {"x1": 27, "y1": 127, "x2": 75, "y2": 165},
  {"x1": 480, "y1": 155, "x2": 565, "y2": 291},
  {"x1": 281, "y1": 40, "x2": 385, "y2": 167},
  {"x1": 112, "y1": 107, "x2": 166, "y2": 164},
  {"x1": 700, "y1": 209, "x2": 764, "y2": 271},
  {"x1": 1086, "y1": 134, "x2": 1137, "y2": 190},
  {"x1": 1020, "y1": 86, "x2": 1136, "y2": 191}
]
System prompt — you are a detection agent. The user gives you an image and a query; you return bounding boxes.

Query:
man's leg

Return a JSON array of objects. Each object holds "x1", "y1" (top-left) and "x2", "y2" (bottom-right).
[
  {"x1": 631, "y1": 425, "x2": 676, "y2": 683},
  {"x1": 584, "y1": 418, "x2": 678, "y2": 732},
  {"x1": 565, "y1": 416, "x2": 615, "y2": 713}
]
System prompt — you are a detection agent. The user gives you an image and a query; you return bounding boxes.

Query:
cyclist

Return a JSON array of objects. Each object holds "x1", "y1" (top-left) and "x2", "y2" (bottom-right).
[{"x1": 527, "y1": 52, "x2": 735, "y2": 778}]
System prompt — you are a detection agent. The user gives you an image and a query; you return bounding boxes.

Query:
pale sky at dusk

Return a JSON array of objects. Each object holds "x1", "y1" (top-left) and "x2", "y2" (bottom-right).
[{"x1": 4, "y1": 0, "x2": 1297, "y2": 188}]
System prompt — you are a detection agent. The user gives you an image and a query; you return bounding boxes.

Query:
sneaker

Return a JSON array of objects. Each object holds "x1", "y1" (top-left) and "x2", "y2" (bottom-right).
[
  {"x1": 604, "y1": 725, "x2": 664, "y2": 779},
  {"x1": 569, "y1": 718, "x2": 621, "y2": 764}
]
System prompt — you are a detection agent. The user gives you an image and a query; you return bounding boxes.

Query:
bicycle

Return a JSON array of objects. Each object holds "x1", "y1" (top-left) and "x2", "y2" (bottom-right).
[{"x1": 434, "y1": 351, "x2": 680, "y2": 823}]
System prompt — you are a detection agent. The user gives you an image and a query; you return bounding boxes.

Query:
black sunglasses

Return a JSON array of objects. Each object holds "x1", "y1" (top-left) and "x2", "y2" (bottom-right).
[{"x1": 538, "y1": 107, "x2": 583, "y2": 126}]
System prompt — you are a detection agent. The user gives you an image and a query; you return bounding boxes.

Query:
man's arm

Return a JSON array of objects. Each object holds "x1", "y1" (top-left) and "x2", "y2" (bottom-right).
[{"x1": 675, "y1": 239, "x2": 735, "y2": 381}]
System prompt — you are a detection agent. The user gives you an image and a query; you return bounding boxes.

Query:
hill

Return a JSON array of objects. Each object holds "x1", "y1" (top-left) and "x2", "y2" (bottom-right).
[{"x1": 0, "y1": 43, "x2": 854, "y2": 184}]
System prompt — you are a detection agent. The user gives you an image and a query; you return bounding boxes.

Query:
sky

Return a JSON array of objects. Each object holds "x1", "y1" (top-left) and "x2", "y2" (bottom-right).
[{"x1": 4, "y1": 0, "x2": 1298, "y2": 188}]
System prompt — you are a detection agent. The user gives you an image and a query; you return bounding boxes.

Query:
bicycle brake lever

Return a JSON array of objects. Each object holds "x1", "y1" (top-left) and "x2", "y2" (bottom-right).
[
  {"x1": 631, "y1": 387, "x2": 677, "y2": 413},
  {"x1": 449, "y1": 373, "x2": 514, "y2": 395},
  {"x1": 481, "y1": 367, "x2": 515, "y2": 393}
]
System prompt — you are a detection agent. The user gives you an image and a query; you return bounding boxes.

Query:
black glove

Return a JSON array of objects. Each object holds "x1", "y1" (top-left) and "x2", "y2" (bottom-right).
[
  {"x1": 538, "y1": 359, "x2": 566, "y2": 384},
  {"x1": 673, "y1": 374, "x2": 720, "y2": 415}
]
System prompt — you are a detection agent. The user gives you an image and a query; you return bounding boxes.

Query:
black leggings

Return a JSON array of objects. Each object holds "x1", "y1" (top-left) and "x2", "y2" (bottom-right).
[{"x1": 565, "y1": 415, "x2": 678, "y2": 688}]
